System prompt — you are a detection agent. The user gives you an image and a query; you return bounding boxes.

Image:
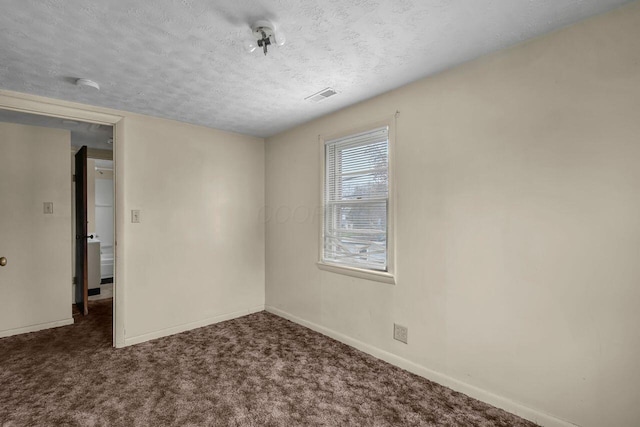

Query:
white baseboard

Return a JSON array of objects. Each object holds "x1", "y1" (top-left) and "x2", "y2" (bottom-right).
[
  {"x1": 265, "y1": 305, "x2": 578, "y2": 427},
  {"x1": 124, "y1": 304, "x2": 265, "y2": 346},
  {"x1": 0, "y1": 318, "x2": 75, "y2": 338}
]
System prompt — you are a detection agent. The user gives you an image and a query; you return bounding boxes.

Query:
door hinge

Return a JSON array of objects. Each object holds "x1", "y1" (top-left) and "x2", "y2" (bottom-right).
[
  {"x1": 73, "y1": 276, "x2": 77, "y2": 285},
  {"x1": 72, "y1": 174, "x2": 76, "y2": 182}
]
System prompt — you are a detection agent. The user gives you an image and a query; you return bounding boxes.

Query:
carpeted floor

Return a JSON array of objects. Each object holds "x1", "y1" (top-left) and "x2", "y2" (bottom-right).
[{"x1": 0, "y1": 299, "x2": 537, "y2": 426}]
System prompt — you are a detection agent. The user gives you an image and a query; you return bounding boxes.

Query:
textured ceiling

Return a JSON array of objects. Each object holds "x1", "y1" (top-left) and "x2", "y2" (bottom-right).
[{"x1": 0, "y1": 0, "x2": 631, "y2": 138}]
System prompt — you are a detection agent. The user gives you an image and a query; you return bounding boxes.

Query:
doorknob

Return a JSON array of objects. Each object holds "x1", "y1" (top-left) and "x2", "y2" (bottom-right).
[{"x1": 0, "y1": 257, "x2": 6, "y2": 267}]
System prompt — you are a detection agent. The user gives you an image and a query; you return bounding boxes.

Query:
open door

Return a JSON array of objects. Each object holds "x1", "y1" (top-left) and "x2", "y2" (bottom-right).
[{"x1": 75, "y1": 146, "x2": 89, "y2": 315}]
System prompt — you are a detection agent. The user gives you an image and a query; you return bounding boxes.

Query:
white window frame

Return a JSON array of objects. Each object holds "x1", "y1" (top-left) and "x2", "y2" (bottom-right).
[{"x1": 317, "y1": 117, "x2": 396, "y2": 285}]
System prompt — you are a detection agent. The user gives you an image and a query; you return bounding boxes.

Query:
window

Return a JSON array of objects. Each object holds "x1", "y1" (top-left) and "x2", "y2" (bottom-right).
[{"x1": 321, "y1": 126, "x2": 392, "y2": 277}]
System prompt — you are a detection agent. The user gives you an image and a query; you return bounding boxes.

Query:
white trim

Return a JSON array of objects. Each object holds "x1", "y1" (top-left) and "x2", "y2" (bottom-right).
[
  {"x1": 318, "y1": 114, "x2": 397, "y2": 282},
  {"x1": 265, "y1": 305, "x2": 579, "y2": 427},
  {"x1": 317, "y1": 261, "x2": 395, "y2": 284},
  {"x1": 0, "y1": 318, "x2": 75, "y2": 338},
  {"x1": 0, "y1": 89, "x2": 122, "y2": 125},
  {"x1": 113, "y1": 117, "x2": 125, "y2": 348},
  {"x1": 123, "y1": 305, "x2": 265, "y2": 346}
]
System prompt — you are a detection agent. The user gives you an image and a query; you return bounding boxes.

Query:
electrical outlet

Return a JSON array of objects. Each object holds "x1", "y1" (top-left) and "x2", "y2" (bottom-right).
[
  {"x1": 43, "y1": 202, "x2": 53, "y2": 214},
  {"x1": 131, "y1": 210, "x2": 141, "y2": 223},
  {"x1": 394, "y1": 323, "x2": 408, "y2": 344}
]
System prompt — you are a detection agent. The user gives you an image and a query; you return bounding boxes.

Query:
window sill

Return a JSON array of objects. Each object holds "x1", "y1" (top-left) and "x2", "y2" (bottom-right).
[{"x1": 316, "y1": 262, "x2": 396, "y2": 285}]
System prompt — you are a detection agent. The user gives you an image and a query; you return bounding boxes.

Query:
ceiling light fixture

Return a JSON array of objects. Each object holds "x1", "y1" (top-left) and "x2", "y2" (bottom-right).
[
  {"x1": 75, "y1": 78, "x2": 100, "y2": 91},
  {"x1": 245, "y1": 20, "x2": 285, "y2": 56}
]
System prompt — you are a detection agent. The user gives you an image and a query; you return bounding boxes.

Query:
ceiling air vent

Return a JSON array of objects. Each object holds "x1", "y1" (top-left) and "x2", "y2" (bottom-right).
[{"x1": 305, "y1": 87, "x2": 337, "y2": 103}]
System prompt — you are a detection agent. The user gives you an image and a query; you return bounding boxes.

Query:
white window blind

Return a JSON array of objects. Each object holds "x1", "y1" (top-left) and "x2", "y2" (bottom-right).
[{"x1": 323, "y1": 126, "x2": 389, "y2": 271}]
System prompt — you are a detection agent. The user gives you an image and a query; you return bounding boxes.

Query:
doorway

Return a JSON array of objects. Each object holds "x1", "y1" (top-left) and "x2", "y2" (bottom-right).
[
  {"x1": 0, "y1": 105, "x2": 121, "y2": 346},
  {"x1": 89, "y1": 158, "x2": 115, "y2": 297},
  {"x1": 73, "y1": 134, "x2": 114, "y2": 316}
]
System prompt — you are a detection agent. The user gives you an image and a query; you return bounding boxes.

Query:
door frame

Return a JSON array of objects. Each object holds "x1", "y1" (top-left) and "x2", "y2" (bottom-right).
[{"x1": 0, "y1": 89, "x2": 125, "y2": 347}]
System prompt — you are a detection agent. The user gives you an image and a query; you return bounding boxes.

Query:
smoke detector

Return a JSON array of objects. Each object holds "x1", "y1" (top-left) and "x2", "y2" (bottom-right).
[{"x1": 75, "y1": 78, "x2": 100, "y2": 91}]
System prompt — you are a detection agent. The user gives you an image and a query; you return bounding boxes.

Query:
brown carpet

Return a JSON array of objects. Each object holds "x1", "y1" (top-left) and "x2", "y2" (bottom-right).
[{"x1": 0, "y1": 299, "x2": 537, "y2": 426}]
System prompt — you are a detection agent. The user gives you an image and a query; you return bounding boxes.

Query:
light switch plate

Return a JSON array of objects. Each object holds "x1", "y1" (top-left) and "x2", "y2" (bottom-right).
[
  {"x1": 43, "y1": 202, "x2": 53, "y2": 214},
  {"x1": 131, "y1": 210, "x2": 141, "y2": 223}
]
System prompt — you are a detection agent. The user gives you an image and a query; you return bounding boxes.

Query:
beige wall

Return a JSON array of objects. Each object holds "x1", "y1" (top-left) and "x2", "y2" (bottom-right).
[
  {"x1": 265, "y1": 3, "x2": 640, "y2": 427},
  {"x1": 120, "y1": 114, "x2": 265, "y2": 343},
  {"x1": 0, "y1": 123, "x2": 73, "y2": 336}
]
